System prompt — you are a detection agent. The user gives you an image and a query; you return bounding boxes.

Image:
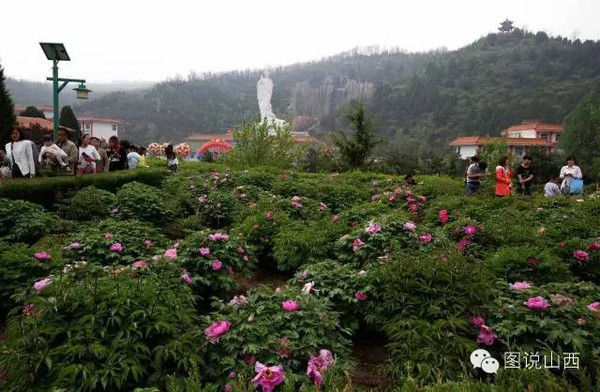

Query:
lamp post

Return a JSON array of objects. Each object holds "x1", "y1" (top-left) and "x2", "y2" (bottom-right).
[{"x1": 39, "y1": 42, "x2": 92, "y2": 140}]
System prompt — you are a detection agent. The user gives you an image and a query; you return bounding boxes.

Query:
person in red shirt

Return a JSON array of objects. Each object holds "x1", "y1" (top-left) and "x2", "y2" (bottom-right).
[{"x1": 495, "y1": 156, "x2": 512, "y2": 197}]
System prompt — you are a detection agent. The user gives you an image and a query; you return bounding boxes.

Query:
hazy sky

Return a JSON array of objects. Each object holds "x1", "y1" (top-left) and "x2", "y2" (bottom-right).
[{"x1": 1, "y1": 0, "x2": 598, "y2": 83}]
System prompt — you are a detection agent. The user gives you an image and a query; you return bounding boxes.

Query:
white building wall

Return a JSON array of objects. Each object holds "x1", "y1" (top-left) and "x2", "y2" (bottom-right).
[
  {"x1": 80, "y1": 121, "x2": 119, "y2": 142},
  {"x1": 456, "y1": 145, "x2": 479, "y2": 160},
  {"x1": 508, "y1": 130, "x2": 536, "y2": 138}
]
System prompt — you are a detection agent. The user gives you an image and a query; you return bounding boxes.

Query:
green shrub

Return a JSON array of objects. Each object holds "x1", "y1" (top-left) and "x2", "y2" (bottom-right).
[
  {"x1": 1, "y1": 262, "x2": 199, "y2": 392},
  {"x1": 117, "y1": 182, "x2": 177, "y2": 225},
  {"x1": 58, "y1": 186, "x2": 117, "y2": 221},
  {"x1": 0, "y1": 198, "x2": 61, "y2": 244},
  {"x1": 199, "y1": 285, "x2": 351, "y2": 387},
  {"x1": 197, "y1": 190, "x2": 238, "y2": 229}
]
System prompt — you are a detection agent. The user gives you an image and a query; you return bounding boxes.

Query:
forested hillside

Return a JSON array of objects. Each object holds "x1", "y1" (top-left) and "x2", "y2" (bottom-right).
[{"x1": 8, "y1": 27, "x2": 600, "y2": 155}]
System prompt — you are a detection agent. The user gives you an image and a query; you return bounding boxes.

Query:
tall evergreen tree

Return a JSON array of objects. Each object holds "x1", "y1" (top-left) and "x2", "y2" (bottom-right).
[
  {"x1": 19, "y1": 106, "x2": 46, "y2": 118},
  {"x1": 562, "y1": 92, "x2": 600, "y2": 167},
  {"x1": 0, "y1": 65, "x2": 16, "y2": 148},
  {"x1": 59, "y1": 105, "x2": 81, "y2": 142},
  {"x1": 334, "y1": 100, "x2": 378, "y2": 169}
]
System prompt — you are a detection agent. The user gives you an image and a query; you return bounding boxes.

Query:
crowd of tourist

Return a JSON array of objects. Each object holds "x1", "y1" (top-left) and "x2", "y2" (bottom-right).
[
  {"x1": 0, "y1": 127, "x2": 154, "y2": 180},
  {"x1": 465, "y1": 154, "x2": 589, "y2": 197}
]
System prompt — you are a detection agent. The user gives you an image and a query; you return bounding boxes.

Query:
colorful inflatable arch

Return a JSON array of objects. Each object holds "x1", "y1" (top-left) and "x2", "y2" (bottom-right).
[{"x1": 198, "y1": 140, "x2": 233, "y2": 158}]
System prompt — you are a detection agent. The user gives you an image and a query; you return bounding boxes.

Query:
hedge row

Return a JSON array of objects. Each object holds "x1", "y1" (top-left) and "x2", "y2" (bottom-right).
[{"x1": 0, "y1": 169, "x2": 168, "y2": 208}]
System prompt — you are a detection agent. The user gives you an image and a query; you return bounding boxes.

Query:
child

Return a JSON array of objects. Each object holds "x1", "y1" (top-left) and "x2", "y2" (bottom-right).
[
  {"x1": 138, "y1": 146, "x2": 149, "y2": 168},
  {"x1": 126, "y1": 144, "x2": 141, "y2": 169},
  {"x1": 165, "y1": 144, "x2": 179, "y2": 173},
  {"x1": 405, "y1": 173, "x2": 416, "y2": 186},
  {"x1": 544, "y1": 177, "x2": 561, "y2": 197},
  {"x1": 39, "y1": 135, "x2": 70, "y2": 171}
]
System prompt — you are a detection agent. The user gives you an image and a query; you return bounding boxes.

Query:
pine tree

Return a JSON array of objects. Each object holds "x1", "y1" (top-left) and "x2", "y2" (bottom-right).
[
  {"x1": 19, "y1": 106, "x2": 46, "y2": 118},
  {"x1": 562, "y1": 92, "x2": 600, "y2": 167},
  {"x1": 333, "y1": 100, "x2": 378, "y2": 169},
  {"x1": 0, "y1": 65, "x2": 16, "y2": 148},
  {"x1": 59, "y1": 105, "x2": 81, "y2": 142}
]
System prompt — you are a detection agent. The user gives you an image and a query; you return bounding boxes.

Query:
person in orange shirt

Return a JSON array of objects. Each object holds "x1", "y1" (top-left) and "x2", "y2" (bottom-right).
[{"x1": 495, "y1": 156, "x2": 513, "y2": 197}]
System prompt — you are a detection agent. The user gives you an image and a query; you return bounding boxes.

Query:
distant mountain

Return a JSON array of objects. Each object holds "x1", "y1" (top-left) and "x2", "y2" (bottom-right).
[{"x1": 8, "y1": 28, "x2": 600, "y2": 156}]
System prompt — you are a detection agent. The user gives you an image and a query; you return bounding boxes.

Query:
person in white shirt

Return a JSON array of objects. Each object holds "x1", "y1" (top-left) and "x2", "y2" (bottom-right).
[
  {"x1": 126, "y1": 144, "x2": 141, "y2": 169},
  {"x1": 39, "y1": 136, "x2": 69, "y2": 170},
  {"x1": 559, "y1": 156, "x2": 583, "y2": 193},
  {"x1": 544, "y1": 177, "x2": 561, "y2": 197},
  {"x1": 5, "y1": 129, "x2": 36, "y2": 178},
  {"x1": 77, "y1": 134, "x2": 101, "y2": 175}
]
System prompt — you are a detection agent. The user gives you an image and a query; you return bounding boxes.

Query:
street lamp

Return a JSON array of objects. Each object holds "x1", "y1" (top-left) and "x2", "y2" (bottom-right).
[{"x1": 39, "y1": 42, "x2": 92, "y2": 140}]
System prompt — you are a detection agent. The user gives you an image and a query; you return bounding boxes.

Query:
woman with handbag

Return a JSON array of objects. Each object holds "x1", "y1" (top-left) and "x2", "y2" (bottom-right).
[
  {"x1": 559, "y1": 156, "x2": 583, "y2": 194},
  {"x1": 4, "y1": 129, "x2": 36, "y2": 179}
]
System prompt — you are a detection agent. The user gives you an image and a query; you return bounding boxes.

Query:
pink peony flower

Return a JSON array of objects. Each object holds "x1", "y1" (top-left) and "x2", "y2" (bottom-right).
[
  {"x1": 371, "y1": 194, "x2": 381, "y2": 201},
  {"x1": 331, "y1": 214, "x2": 339, "y2": 223},
  {"x1": 105, "y1": 232, "x2": 114, "y2": 239},
  {"x1": 573, "y1": 250, "x2": 590, "y2": 261},
  {"x1": 403, "y1": 221, "x2": 416, "y2": 231},
  {"x1": 469, "y1": 315, "x2": 485, "y2": 328},
  {"x1": 181, "y1": 273, "x2": 192, "y2": 284},
  {"x1": 389, "y1": 195, "x2": 396, "y2": 202},
  {"x1": 238, "y1": 247, "x2": 246, "y2": 254},
  {"x1": 282, "y1": 300, "x2": 299, "y2": 312},
  {"x1": 527, "y1": 257, "x2": 539, "y2": 267},
  {"x1": 164, "y1": 248, "x2": 178, "y2": 260},
  {"x1": 509, "y1": 281, "x2": 532, "y2": 291},
  {"x1": 275, "y1": 286, "x2": 282, "y2": 293},
  {"x1": 229, "y1": 295, "x2": 249, "y2": 306},
  {"x1": 366, "y1": 222, "x2": 382, "y2": 234},
  {"x1": 456, "y1": 238, "x2": 471, "y2": 251},
  {"x1": 212, "y1": 260, "x2": 223, "y2": 271},
  {"x1": 439, "y1": 210, "x2": 449, "y2": 225},
  {"x1": 524, "y1": 296, "x2": 551, "y2": 310},
  {"x1": 199, "y1": 247, "x2": 211, "y2": 256},
  {"x1": 419, "y1": 233, "x2": 433, "y2": 244},
  {"x1": 33, "y1": 277, "x2": 52, "y2": 292},
  {"x1": 588, "y1": 302, "x2": 600, "y2": 312},
  {"x1": 301, "y1": 269, "x2": 309, "y2": 279},
  {"x1": 111, "y1": 208, "x2": 120, "y2": 214},
  {"x1": 132, "y1": 260, "x2": 148, "y2": 269},
  {"x1": 578, "y1": 317, "x2": 586, "y2": 325},
  {"x1": 539, "y1": 227, "x2": 547, "y2": 233},
  {"x1": 264, "y1": 211, "x2": 274, "y2": 220},
  {"x1": 110, "y1": 243, "x2": 123, "y2": 253},
  {"x1": 224, "y1": 384, "x2": 233, "y2": 392},
  {"x1": 198, "y1": 196, "x2": 207, "y2": 204},
  {"x1": 69, "y1": 242, "x2": 82, "y2": 249},
  {"x1": 22, "y1": 303, "x2": 42, "y2": 317},
  {"x1": 464, "y1": 225, "x2": 478, "y2": 236},
  {"x1": 550, "y1": 294, "x2": 574, "y2": 307},
  {"x1": 205, "y1": 320, "x2": 231, "y2": 344},
  {"x1": 588, "y1": 243, "x2": 600, "y2": 251},
  {"x1": 417, "y1": 195, "x2": 426, "y2": 203},
  {"x1": 302, "y1": 281, "x2": 315, "y2": 295},
  {"x1": 476, "y1": 325, "x2": 498, "y2": 346},
  {"x1": 352, "y1": 237, "x2": 365, "y2": 252},
  {"x1": 144, "y1": 240, "x2": 152, "y2": 247},
  {"x1": 252, "y1": 362, "x2": 285, "y2": 392},
  {"x1": 318, "y1": 202, "x2": 327, "y2": 211},
  {"x1": 34, "y1": 251, "x2": 51, "y2": 261},
  {"x1": 209, "y1": 233, "x2": 229, "y2": 241},
  {"x1": 354, "y1": 292, "x2": 368, "y2": 301},
  {"x1": 307, "y1": 349, "x2": 336, "y2": 387},
  {"x1": 409, "y1": 203, "x2": 418, "y2": 212}
]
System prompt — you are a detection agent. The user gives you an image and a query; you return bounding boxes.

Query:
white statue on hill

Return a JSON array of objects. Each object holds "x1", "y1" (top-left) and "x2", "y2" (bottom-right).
[{"x1": 257, "y1": 71, "x2": 287, "y2": 132}]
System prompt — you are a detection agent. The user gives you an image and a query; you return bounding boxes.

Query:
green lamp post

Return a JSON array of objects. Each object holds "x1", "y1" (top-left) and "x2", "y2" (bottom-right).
[{"x1": 39, "y1": 42, "x2": 92, "y2": 140}]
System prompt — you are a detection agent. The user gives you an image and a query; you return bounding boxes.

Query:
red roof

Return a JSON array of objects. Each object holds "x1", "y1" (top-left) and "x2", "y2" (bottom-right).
[
  {"x1": 78, "y1": 116, "x2": 121, "y2": 124},
  {"x1": 505, "y1": 121, "x2": 562, "y2": 133},
  {"x1": 450, "y1": 136, "x2": 553, "y2": 147}
]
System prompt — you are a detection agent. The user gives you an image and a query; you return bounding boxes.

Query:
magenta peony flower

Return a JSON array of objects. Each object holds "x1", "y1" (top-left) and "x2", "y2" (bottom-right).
[
  {"x1": 110, "y1": 243, "x2": 123, "y2": 253},
  {"x1": 252, "y1": 362, "x2": 285, "y2": 392},
  {"x1": 476, "y1": 325, "x2": 498, "y2": 346},
  {"x1": 307, "y1": 349, "x2": 336, "y2": 387},
  {"x1": 406, "y1": 196, "x2": 415, "y2": 203},
  {"x1": 573, "y1": 250, "x2": 590, "y2": 261},
  {"x1": 282, "y1": 300, "x2": 299, "y2": 312},
  {"x1": 132, "y1": 260, "x2": 148, "y2": 269},
  {"x1": 550, "y1": 294, "x2": 574, "y2": 307},
  {"x1": 524, "y1": 296, "x2": 551, "y2": 310},
  {"x1": 205, "y1": 320, "x2": 231, "y2": 344},
  {"x1": 403, "y1": 221, "x2": 417, "y2": 231},
  {"x1": 164, "y1": 248, "x2": 177, "y2": 260},
  {"x1": 224, "y1": 384, "x2": 233, "y2": 392},
  {"x1": 509, "y1": 281, "x2": 532, "y2": 291},
  {"x1": 212, "y1": 260, "x2": 223, "y2": 271},
  {"x1": 409, "y1": 203, "x2": 418, "y2": 212},
  {"x1": 209, "y1": 233, "x2": 229, "y2": 241},
  {"x1": 366, "y1": 222, "x2": 382, "y2": 234},
  {"x1": 181, "y1": 273, "x2": 192, "y2": 284},
  {"x1": 588, "y1": 302, "x2": 600, "y2": 312},
  {"x1": 228, "y1": 372, "x2": 237, "y2": 379},
  {"x1": 352, "y1": 237, "x2": 365, "y2": 252},
  {"x1": 464, "y1": 225, "x2": 478, "y2": 236},
  {"x1": 105, "y1": 232, "x2": 114, "y2": 239},
  {"x1": 456, "y1": 238, "x2": 471, "y2": 251},
  {"x1": 439, "y1": 210, "x2": 449, "y2": 225},
  {"x1": 199, "y1": 247, "x2": 211, "y2": 256},
  {"x1": 34, "y1": 251, "x2": 51, "y2": 261},
  {"x1": 144, "y1": 240, "x2": 152, "y2": 247},
  {"x1": 419, "y1": 233, "x2": 433, "y2": 244},
  {"x1": 371, "y1": 194, "x2": 381, "y2": 201},
  {"x1": 469, "y1": 315, "x2": 485, "y2": 328},
  {"x1": 588, "y1": 243, "x2": 600, "y2": 251},
  {"x1": 354, "y1": 292, "x2": 368, "y2": 301},
  {"x1": 264, "y1": 211, "x2": 274, "y2": 219},
  {"x1": 33, "y1": 277, "x2": 52, "y2": 292}
]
